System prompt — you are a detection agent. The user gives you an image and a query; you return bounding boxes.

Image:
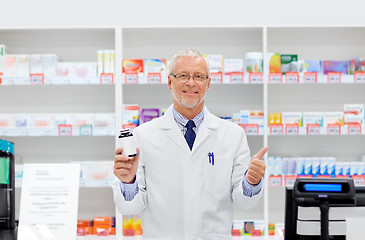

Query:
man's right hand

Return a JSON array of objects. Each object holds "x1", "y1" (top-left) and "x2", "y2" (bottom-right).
[{"x1": 114, "y1": 147, "x2": 140, "y2": 183}]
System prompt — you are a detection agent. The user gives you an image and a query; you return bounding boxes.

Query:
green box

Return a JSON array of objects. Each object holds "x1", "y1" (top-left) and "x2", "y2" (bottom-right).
[
  {"x1": 281, "y1": 54, "x2": 298, "y2": 74},
  {"x1": 0, "y1": 157, "x2": 9, "y2": 184}
]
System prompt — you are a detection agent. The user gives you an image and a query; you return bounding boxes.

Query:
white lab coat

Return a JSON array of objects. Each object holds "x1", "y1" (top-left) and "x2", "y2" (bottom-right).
[{"x1": 113, "y1": 105, "x2": 262, "y2": 240}]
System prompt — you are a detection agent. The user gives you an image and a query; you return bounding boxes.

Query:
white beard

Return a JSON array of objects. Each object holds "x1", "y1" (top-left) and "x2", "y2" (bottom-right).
[{"x1": 171, "y1": 87, "x2": 206, "y2": 109}]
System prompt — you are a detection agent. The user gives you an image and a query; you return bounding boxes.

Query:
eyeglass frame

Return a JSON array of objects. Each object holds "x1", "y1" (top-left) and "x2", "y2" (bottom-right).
[{"x1": 169, "y1": 73, "x2": 210, "y2": 83}]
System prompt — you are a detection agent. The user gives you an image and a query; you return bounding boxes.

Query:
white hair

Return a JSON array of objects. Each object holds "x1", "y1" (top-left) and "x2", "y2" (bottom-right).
[{"x1": 169, "y1": 49, "x2": 210, "y2": 75}]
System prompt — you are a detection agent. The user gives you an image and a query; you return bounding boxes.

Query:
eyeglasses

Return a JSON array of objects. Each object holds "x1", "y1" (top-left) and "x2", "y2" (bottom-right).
[{"x1": 170, "y1": 73, "x2": 209, "y2": 83}]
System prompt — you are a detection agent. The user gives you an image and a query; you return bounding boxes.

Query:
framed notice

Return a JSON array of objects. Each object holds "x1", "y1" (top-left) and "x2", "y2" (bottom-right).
[{"x1": 18, "y1": 163, "x2": 80, "y2": 240}]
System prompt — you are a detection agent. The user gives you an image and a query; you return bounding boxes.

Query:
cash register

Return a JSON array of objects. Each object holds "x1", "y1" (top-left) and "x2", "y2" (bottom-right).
[{"x1": 285, "y1": 178, "x2": 365, "y2": 240}]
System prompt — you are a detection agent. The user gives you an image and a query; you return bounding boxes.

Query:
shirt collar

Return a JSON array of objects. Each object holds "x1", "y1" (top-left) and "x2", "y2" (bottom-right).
[{"x1": 172, "y1": 105, "x2": 205, "y2": 128}]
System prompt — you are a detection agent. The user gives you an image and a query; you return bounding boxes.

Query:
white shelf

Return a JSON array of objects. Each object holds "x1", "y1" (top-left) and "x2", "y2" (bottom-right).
[
  {"x1": 0, "y1": 127, "x2": 114, "y2": 136},
  {"x1": 267, "y1": 126, "x2": 365, "y2": 136},
  {"x1": 1, "y1": 76, "x2": 110, "y2": 85}
]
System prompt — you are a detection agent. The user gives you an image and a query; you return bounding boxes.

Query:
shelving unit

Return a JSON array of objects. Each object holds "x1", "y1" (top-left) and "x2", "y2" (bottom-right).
[
  {"x1": 1, "y1": 25, "x2": 365, "y2": 239},
  {"x1": 0, "y1": 28, "x2": 117, "y2": 225}
]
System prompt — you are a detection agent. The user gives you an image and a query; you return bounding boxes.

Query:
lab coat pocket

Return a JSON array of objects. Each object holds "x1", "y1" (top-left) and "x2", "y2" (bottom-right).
[{"x1": 205, "y1": 154, "x2": 231, "y2": 193}]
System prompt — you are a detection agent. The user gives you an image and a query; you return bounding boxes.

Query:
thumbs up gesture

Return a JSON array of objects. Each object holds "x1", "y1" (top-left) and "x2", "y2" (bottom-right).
[{"x1": 245, "y1": 146, "x2": 269, "y2": 185}]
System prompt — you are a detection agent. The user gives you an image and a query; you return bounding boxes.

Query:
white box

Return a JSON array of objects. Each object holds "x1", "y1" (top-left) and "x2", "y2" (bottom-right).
[
  {"x1": 239, "y1": 110, "x2": 249, "y2": 124},
  {"x1": 30, "y1": 54, "x2": 43, "y2": 74},
  {"x1": 42, "y1": 54, "x2": 58, "y2": 77},
  {"x1": 249, "y1": 110, "x2": 264, "y2": 127},
  {"x1": 94, "y1": 113, "x2": 115, "y2": 128},
  {"x1": 73, "y1": 114, "x2": 94, "y2": 127},
  {"x1": 54, "y1": 114, "x2": 74, "y2": 126},
  {"x1": 344, "y1": 104, "x2": 364, "y2": 116},
  {"x1": 223, "y1": 58, "x2": 244, "y2": 74},
  {"x1": 302, "y1": 112, "x2": 323, "y2": 127},
  {"x1": 14, "y1": 114, "x2": 32, "y2": 128},
  {"x1": 144, "y1": 59, "x2": 167, "y2": 76},
  {"x1": 323, "y1": 112, "x2": 343, "y2": 127},
  {"x1": 206, "y1": 55, "x2": 223, "y2": 72},
  {"x1": 16, "y1": 55, "x2": 30, "y2": 77},
  {"x1": 344, "y1": 113, "x2": 364, "y2": 125},
  {"x1": 56, "y1": 62, "x2": 70, "y2": 77},
  {"x1": 282, "y1": 112, "x2": 302, "y2": 126},
  {"x1": 122, "y1": 105, "x2": 139, "y2": 127},
  {"x1": 86, "y1": 62, "x2": 97, "y2": 77},
  {"x1": 103, "y1": 50, "x2": 112, "y2": 74},
  {"x1": 0, "y1": 114, "x2": 15, "y2": 128},
  {"x1": 97, "y1": 50, "x2": 104, "y2": 76},
  {"x1": 31, "y1": 114, "x2": 55, "y2": 128},
  {"x1": 110, "y1": 50, "x2": 115, "y2": 74},
  {"x1": 0, "y1": 56, "x2": 4, "y2": 75},
  {"x1": 3, "y1": 55, "x2": 17, "y2": 77}
]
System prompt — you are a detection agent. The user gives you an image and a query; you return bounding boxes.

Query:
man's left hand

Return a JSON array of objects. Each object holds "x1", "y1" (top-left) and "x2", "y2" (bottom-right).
[{"x1": 245, "y1": 146, "x2": 269, "y2": 185}]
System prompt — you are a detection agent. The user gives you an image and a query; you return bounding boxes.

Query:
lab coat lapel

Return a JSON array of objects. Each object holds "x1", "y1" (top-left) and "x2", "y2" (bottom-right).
[
  {"x1": 192, "y1": 108, "x2": 218, "y2": 152},
  {"x1": 159, "y1": 106, "x2": 191, "y2": 154}
]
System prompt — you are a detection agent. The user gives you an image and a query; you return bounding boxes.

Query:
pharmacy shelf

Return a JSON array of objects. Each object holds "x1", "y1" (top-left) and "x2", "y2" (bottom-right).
[
  {"x1": 121, "y1": 74, "x2": 265, "y2": 85},
  {"x1": 0, "y1": 127, "x2": 114, "y2": 136},
  {"x1": 267, "y1": 126, "x2": 365, "y2": 136},
  {"x1": 75, "y1": 235, "x2": 283, "y2": 240},
  {"x1": 1, "y1": 76, "x2": 113, "y2": 85},
  {"x1": 268, "y1": 73, "x2": 365, "y2": 84}
]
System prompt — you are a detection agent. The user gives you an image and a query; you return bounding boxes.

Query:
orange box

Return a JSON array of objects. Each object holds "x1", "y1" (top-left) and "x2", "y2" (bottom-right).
[
  {"x1": 122, "y1": 59, "x2": 144, "y2": 74},
  {"x1": 123, "y1": 215, "x2": 143, "y2": 236},
  {"x1": 93, "y1": 217, "x2": 112, "y2": 236},
  {"x1": 269, "y1": 113, "x2": 282, "y2": 125},
  {"x1": 77, "y1": 220, "x2": 94, "y2": 235}
]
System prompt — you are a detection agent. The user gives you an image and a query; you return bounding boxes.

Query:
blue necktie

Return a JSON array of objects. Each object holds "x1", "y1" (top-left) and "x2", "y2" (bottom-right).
[{"x1": 185, "y1": 120, "x2": 196, "y2": 151}]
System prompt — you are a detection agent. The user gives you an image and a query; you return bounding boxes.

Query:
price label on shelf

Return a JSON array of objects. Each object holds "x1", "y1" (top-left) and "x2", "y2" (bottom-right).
[
  {"x1": 100, "y1": 73, "x2": 114, "y2": 84},
  {"x1": 124, "y1": 73, "x2": 138, "y2": 84},
  {"x1": 249, "y1": 72, "x2": 263, "y2": 83},
  {"x1": 270, "y1": 124, "x2": 283, "y2": 135},
  {"x1": 306, "y1": 124, "x2": 320, "y2": 135},
  {"x1": 147, "y1": 73, "x2": 161, "y2": 84},
  {"x1": 327, "y1": 124, "x2": 341, "y2": 135},
  {"x1": 210, "y1": 72, "x2": 222, "y2": 84},
  {"x1": 80, "y1": 125, "x2": 92, "y2": 136},
  {"x1": 251, "y1": 230, "x2": 262, "y2": 236},
  {"x1": 269, "y1": 176, "x2": 282, "y2": 187},
  {"x1": 284, "y1": 175, "x2": 298, "y2": 187},
  {"x1": 285, "y1": 124, "x2": 299, "y2": 135},
  {"x1": 303, "y1": 72, "x2": 317, "y2": 83},
  {"x1": 348, "y1": 124, "x2": 361, "y2": 135},
  {"x1": 327, "y1": 72, "x2": 341, "y2": 83},
  {"x1": 336, "y1": 175, "x2": 350, "y2": 179},
  {"x1": 269, "y1": 73, "x2": 282, "y2": 83},
  {"x1": 352, "y1": 176, "x2": 365, "y2": 186},
  {"x1": 30, "y1": 74, "x2": 44, "y2": 85},
  {"x1": 354, "y1": 72, "x2": 365, "y2": 83},
  {"x1": 243, "y1": 124, "x2": 259, "y2": 135},
  {"x1": 230, "y1": 73, "x2": 243, "y2": 83},
  {"x1": 285, "y1": 72, "x2": 299, "y2": 83},
  {"x1": 58, "y1": 124, "x2": 72, "y2": 136}
]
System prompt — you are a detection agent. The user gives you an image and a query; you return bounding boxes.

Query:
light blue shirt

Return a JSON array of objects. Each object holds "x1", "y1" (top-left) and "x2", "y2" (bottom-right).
[{"x1": 120, "y1": 105, "x2": 263, "y2": 200}]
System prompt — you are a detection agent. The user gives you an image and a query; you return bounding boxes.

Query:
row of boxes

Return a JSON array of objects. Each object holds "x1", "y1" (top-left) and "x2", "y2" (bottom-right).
[
  {"x1": 77, "y1": 217, "x2": 115, "y2": 236},
  {"x1": 268, "y1": 53, "x2": 365, "y2": 74},
  {"x1": 122, "y1": 105, "x2": 165, "y2": 129},
  {"x1": 15, "y1": 161, "x2": 114, "y2": 188},
  {"x1": 269, "y1": 104, "x2": 365, "y2": 127},
  {"x1": 267, "y1": 156, "x2": 365, "y2": 177},
  {"x1": 232, "y1": 220, "x2": 283, "y2": 237},
  {"x1": 0, "y1": 48, "x2": 114, "y2": 79},
  {"x1": 0, "y1": 113, "x2": 115, "y2": 129}
]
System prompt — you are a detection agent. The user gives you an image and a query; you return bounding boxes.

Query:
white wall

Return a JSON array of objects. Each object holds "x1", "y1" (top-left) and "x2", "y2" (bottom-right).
[{"x1": 1, "y1": 0, "x2": 365, "y2": 28}]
